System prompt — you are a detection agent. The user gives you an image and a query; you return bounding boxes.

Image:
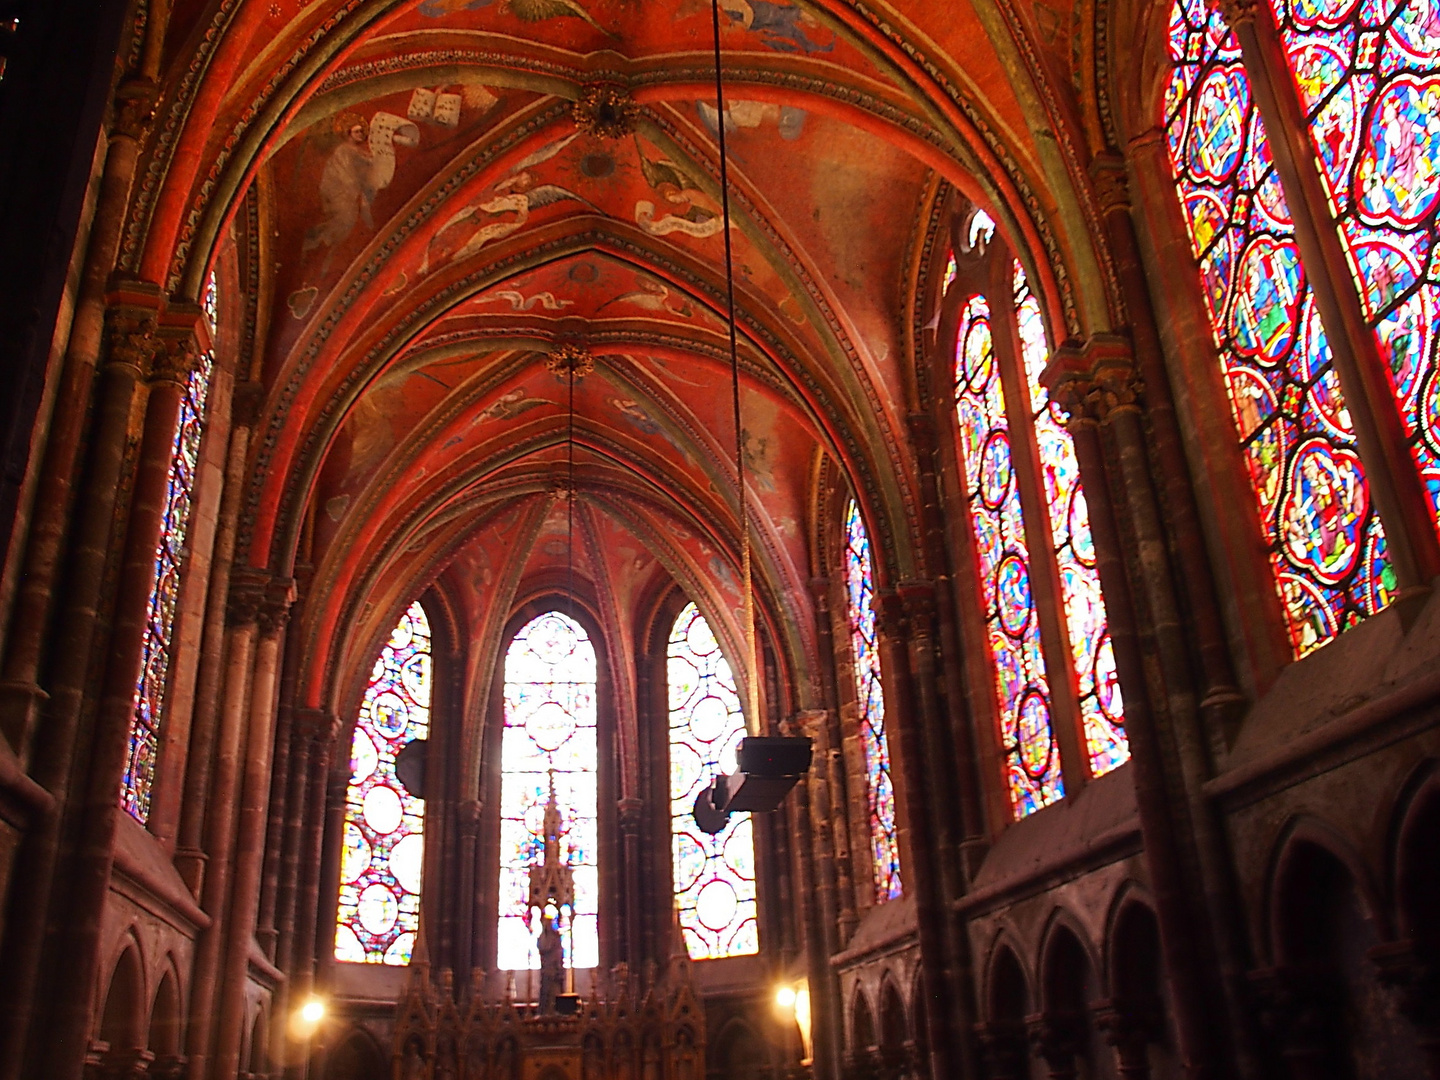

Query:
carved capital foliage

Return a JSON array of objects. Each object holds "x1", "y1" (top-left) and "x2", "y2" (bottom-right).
[
  {"x1": 571, "y1": 83, "x2": 640, "y2": 139},
  {"x1": 1089, "y1": 153, "x2": 1132, "y2": 215},
  {"x1": 792, "y1": 709, "x2": 830, "y2": 740},
  {"x1": 225, "y1": 569, "x2": 269, "y2": 627},
  {"x1": 1043, "y1": 334, "x2": 1142, "y2": 426},
  {"x1": 897, "y1": 580, "x2": 937, "y2": 625},
  {"x1": 1091, "y1": 998, "x2": 1157, "y2": 1068},
  {"x1": 111, "y1": 78, "x2": 158, "y2": 142},
  {"x1": 973, "y1": 1020, "x2": 1028, "y2": 1080},
  {"x1": 1026, "y1": 1012, "x2": 1084, "y2": 1071},
  {"x1": 149, "y1": 331, "x2": 201, "y2": 387},
  {"x1": 874, "y1": 589, "x2": 906, "y2": 639},
  {"x1": 103, "y1": 309, "x2": 161, "y2": 375},
  {"x1": 1215, "y1": 0, "x2": 1260, "y2": 25},
  {"x1": 258, "y1": 576, "x2": 297, "y2": 636}
]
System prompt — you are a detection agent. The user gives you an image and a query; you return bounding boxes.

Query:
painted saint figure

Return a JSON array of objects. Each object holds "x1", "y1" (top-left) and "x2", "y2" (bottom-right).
[{"x1": 304, "y1": 111, "x2": 419, "y2": 269}]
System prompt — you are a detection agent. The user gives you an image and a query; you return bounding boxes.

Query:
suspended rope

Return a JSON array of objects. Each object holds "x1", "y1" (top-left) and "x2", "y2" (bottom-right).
[{"x1": 708, "y1": 0, "x2": 760, "y2": 733}]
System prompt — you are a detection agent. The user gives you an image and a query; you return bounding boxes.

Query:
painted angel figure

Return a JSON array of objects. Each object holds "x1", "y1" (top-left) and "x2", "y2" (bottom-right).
[
  {"x1": 422, "y1": 133, "x2": 594, "y2": 273},
  {"x1": 304, "y1": 111, "x2": 420, "y2": 270}
]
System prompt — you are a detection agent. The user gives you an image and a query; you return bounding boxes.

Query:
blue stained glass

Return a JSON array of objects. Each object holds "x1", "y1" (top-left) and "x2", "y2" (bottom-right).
[
  {"x1": 843, "y1": 500, "x2": 902, "y2": 900},
  {"x1": 121, "y1": 272, "x2": 218, "y2": 823}
]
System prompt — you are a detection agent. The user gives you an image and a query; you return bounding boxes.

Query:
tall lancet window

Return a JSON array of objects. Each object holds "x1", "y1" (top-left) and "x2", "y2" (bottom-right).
[
  {"x1": 842, "y1": 500, "x2": 902, "y2": 902},
  {"x1": 668, "y1": 602, "x2": 758, "y2": 959},
  {"x1": 953, "y1": 295, "x2": 1066, "y2": 816},
  {"x1": 1014, "y1": 264, "x2": 1129, "y2": 778},
  {"x1": 498, "y1": 611, "x2": 599, "y2": 970},
  {"x1": 1164, "y1": 0, "x2": 1392, "y2": 654},
  {"x1": 122, "y1": 271, "x2": 219, "y2": 823},
  {"x1": 335, "y1": 601, "x2": 432, "y2": 965}
]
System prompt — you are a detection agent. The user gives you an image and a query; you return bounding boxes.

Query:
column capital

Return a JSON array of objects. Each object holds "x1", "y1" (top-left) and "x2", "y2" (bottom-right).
[
  {"x1": 293, "y1": 707, "x2": 341, "y2": 745},
  {"x1": 790, "y1": 709, "x2": 831, "y2": 740},
  {"x1": 257, "y1": 577, "x2": 297, "y2": 636},
  {"x1": 102, "y1": 288, "x2": 164, "y2": 376},
  {"x1": 1089, "y1": 153, "x2": 1132, "y2": 214},
  {"x1": 874, "y1": 589, "x2": 907, "y2": 639},
  {"x1": 111, "y1": 78, "x2": 159, "y2": 142},
  {"x1": 1215, "y1": 0, "x2": 1261, "y2": 26},
  {"x1": 1042, "y1": 334, "x2": 1142, "y2": 425},
  {"x1": 149, "y1": 330, "x2": 201, "y2": 387},
  {"x1": 225, "y1": 569, "x2": 270, "y2": 627}
]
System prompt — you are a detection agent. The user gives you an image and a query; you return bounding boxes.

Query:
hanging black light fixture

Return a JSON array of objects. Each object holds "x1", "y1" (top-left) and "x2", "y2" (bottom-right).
[{"x1": 692, "y1": 0, "x2": 810, "y2": 835}]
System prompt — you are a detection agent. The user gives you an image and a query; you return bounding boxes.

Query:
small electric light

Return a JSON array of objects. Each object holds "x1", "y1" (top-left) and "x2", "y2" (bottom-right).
[
  {"x1": 774, "y1": 985, "x2": 797, "y2": 1009},
  {"x1": 300, "y1": 999, "x2": 326, "y2": 1024}
]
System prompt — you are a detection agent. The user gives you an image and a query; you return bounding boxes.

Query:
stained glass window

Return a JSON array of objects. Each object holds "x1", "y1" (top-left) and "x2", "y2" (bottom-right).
[
  {"x1": 335, "y1": 601, "x2": 432, "y2": 965},
  {"x1": 842, "y1": 500, "x2": 902, "y2": 900},
  {"x1": 1164, "y1": 0, "x2": 1392, "y2": 655},
  {"x1": 1013, "y1": 265, "x2": 1130, "y2": 778},
  {"x1": 952, "y1": 297, "x2": 1065, "y2": 817},
  {"x1": 667, "y1": 603, "x2": 758, "y2": 959},
  {"x1": 498, "y1": 611, "x2": 599, "y2": 970},
  {"x1": 121, "y1": 272, "x2": 218, "y2": 823},
  {"x1": 1274, "y1": 0, "x2": 1440, "y2": 526}
]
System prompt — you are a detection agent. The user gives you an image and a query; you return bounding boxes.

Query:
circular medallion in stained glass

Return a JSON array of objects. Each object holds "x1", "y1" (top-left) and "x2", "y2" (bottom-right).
[
  {"x1": 695, "y1": 877, "x2": 738, "y2": 932},
  {"x1": 978, "y1": 431, "x2": 1013, "y2": 511},
  {"x1": 341, "y1": 821, "x2": 371, "y2": 883},
  {"x1": 1280, "y1": 438, "x2": 1368, "y2": 584},
  {"x1": 994, "y1": 554, "x2": 1033, "y2": 638},
  {"x1": 390, "y1": 832, "x2": 424, "y2": 895},
  {"x1": 363, "y1": 783, "x2": 404, "y2": 835},
  {"x1": 527, "y1": 699, "x2": 577, "y2": 752},
  {"x1": 1188, "y1": 66, "x2": 1249, "y2": 184},
  {"x1": 1016, "y1": 689, "x2": 1055, "y2": 780},
  {"x1": 358, "y1": 883, "x2": 399, "y2": 935},
  {"x1": 687, "y1": 694, "x2": 730, "y2": 744},
  {"x1": 369, "y1": 690, "x2": 409, "y2": 739}
]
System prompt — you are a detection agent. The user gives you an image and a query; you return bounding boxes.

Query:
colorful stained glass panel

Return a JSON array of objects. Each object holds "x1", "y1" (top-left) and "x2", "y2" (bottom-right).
[
  {"x1": 335, "y1": 601, "x2": 432, "y2": 965},
  {"x1": 121, "y1": 272, "x2": 218, "y2": 823},
  {"x1": 953, "y1": 297, "x2": 1065, "y2": 817},
  {"x1": 668, "y1": 603, "x2": 758, "y2": 959},
  {"x1": 1165, "y1": 0, "x2": 1391, "y2": 655},
  {"x1": 1012, "y1": 264, "x2": 1130, "y2": 778},
  {"x1": 498, "y1": 611, "x2": 599, "y2": 970},
  {"x1": 842, "y1": 500, "x2": 902, "y2": 900},
  {"x1": 1274, "y1": 0, "x2": 1440, "y2": 527}
]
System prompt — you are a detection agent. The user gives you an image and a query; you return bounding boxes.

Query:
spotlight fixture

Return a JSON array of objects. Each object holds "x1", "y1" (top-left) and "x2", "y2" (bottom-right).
[{"x1": 691, "y1": 735, "x2": 812, "y2": 834}]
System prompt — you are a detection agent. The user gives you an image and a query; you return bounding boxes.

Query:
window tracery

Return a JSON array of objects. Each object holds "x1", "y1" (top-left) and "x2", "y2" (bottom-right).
[
  {"x1": 498, "y1": 610, "x2": 599, "y2": 970},
  {"x1": 667, "y1": 602, "x2": 758, "y2": 959},
  {"x1": 122, "y1": 272, "x2": 219, "y2": 823},
  {"x1": 842, "y1": 500, "x2": 902, "y2": 900},
  {"x1": 335, "y1": 600, "x2": 432, "y2": 965},
  {"x1": 1164, "y1": 0, "x2": 1394, "y2": 655}
]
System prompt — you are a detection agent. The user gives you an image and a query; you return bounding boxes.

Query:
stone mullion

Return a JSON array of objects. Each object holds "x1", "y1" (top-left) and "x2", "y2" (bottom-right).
[
  {"x1": 806, "y1": 576, "x2": 857, "y2": 945},
  {"x1": 174, "y1": 382, "x2": 261, "y2": 895},
  {"x1": 43, "y1": 308, "x2": 206, "y2": 1080},
  {"x1": 898, "y1": 581, "x2": 976, "y2": 1077},
  {"x1": 214, "y1": 582, "x2": 295, "y2": 1078},
  {"x1": 1224, "y1": 0, "x2": 1440, "y2": 598},
  {"x1": 795, "y1": 708, "x2": 843, "y2": 1080},
  {"x1": 987, "y1": 249, "x2": 1089, "y2": 794},
  {"x1": 873, "y1": 592, "x2": 953, "y2": 1079},
  {"x1": 184, "y1": 577, "x2": 263, "y2": 1079},
  {"x1": 283, "y1": 719, "x2": 340, "y2": 1080},
  {"x1": 1047, "y1": 363, "x2": 1222, "y2": 1078}
]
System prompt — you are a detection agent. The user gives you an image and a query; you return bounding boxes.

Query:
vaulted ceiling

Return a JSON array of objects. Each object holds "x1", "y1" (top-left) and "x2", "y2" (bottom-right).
[{"x1": 135, "y1": 0, "x2": 1136, "y2": 715}]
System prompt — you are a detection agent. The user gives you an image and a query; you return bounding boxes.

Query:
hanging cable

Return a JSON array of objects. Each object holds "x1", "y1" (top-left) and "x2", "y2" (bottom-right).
[{"x1": 708, "y1": 0, "x2": 759, "y2": 732}]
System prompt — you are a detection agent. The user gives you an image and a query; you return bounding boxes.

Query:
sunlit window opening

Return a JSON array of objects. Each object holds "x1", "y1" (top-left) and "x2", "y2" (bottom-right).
[
  {"x1": 335, "y1": 601, "x2": 432, "y2": 965},
  {"x1": 498, "y1": 611, "x2": 599, "y2": 970},
  {"x1": 668, "y1": 602, "x2": 758, "y2": 959}
]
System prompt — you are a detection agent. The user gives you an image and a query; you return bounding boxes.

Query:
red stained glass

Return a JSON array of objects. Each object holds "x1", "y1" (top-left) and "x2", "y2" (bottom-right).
[
  {"x1": 843, "y1": 500, "x2": 902, "y2": 900},
  {"x1": 1012, "y1": 264, "x2": 1129, "y2": 778},
  {"x1": 953, "y1": 296, "x2": 1065, "y2": 817},
  {"x1": 1274, "y1": 0, "x2": 1440, "y2": 529},
  {"x1": 121, "y1": 273, "x2": 217, "y2": 823},
  {"x1": 668, "y1": 603, "x2": 757, "y2": 959},
  {"x1": 335, "y1": 601, "x2": 432, "y2": 965},
  {"x1": 1165, "y1": 0, "x2": 1393, "y2": 655}
]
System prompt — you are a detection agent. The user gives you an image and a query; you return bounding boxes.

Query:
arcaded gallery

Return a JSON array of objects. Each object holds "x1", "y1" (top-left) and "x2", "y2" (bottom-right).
[{"x1": 0, "y1": 0, "x2": 1438, "y2": 1075}]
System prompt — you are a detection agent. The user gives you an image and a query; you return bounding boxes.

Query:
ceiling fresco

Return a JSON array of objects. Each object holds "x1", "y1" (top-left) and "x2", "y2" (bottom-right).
[{"x1": 127, "y1": 0, "x2": 1121, "y2": 712}]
